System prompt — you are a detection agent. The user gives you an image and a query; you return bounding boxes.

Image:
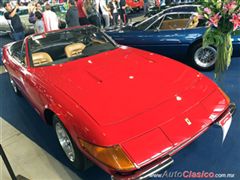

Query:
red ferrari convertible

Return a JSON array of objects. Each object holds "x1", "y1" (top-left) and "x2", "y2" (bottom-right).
[{"x1": 2, "y1": 25, "x2": 236, "y2": 179}]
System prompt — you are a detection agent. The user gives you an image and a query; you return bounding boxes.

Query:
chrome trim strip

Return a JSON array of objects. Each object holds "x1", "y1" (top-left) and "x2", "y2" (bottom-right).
[
  {"x1": 139, "y1": 158, "x2": 174, "y2": 180},
  {"x1": 169, "y1": 126, "x2": 208, "y2": 156}
]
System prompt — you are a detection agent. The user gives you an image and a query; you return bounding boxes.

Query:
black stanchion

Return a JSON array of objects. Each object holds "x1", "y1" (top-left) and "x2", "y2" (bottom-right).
[
  {"x1": 0, "y1": 144, "x2": 17, "y2": 180},
  {"x1": 0, "y1": 144, "x2": 30, "y2": 180}
]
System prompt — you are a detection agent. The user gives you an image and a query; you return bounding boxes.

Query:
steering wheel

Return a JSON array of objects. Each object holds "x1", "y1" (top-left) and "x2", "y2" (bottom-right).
[{"x1": 82, "y1": 36, "x2": 92, "y2": 46}]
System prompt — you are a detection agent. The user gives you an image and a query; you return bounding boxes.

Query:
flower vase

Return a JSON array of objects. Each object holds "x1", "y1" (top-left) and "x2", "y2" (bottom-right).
[{"x1": 214, "y1": 32, "x2": 233, "y2": 81}]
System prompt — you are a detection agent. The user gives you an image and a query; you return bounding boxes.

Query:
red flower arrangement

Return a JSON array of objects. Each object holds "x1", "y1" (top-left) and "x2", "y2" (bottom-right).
[{"x1": 198, "y1": 0, "x2": 240, "y2": 79}]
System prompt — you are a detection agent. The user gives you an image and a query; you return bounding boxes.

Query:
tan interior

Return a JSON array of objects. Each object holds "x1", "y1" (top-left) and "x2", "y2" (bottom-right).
[
  {"x1": 91, "y1": 38, "x2": 105, "y2": 44},
  {"x1": 32, "y1": 52, "x2": 53, "y2": 66},
  {"x1": 160, "y1": 18, "x2": 190, "y2": 30},
  {"x1": 65, "y1": 43, "x2": 86, "y2": 58}
]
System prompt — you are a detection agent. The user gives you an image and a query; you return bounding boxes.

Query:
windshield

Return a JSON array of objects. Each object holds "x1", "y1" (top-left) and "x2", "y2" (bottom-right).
[
  {"x1": 28, "y1": 26, "x2": 117, "y2": 67},
  {"x1": 134, "y1": 5, "x2": 200, "y2": 31},
  {"x1": 135, "y1": 14, "x2": 161, "y2": 30}
]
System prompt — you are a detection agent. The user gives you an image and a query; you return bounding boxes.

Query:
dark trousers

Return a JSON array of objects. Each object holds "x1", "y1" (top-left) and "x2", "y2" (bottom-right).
[
  {"x1": 12, "y1": 31, "x2": 25, "y2": 41},
  {"x1": 118, "y1": 9, "x2": 128, "y2": 25},
  {"x1": 112, "y1": 13, "x2": 118, "y2": 27},
  {"x1": 88, "y1": 15, "x2": 101, "y2": 28},
  {"x1": 0, "y1": 48, "x2": 2, "y2": 66},
  {"x1": 79, "y1": 17, "x2": 90, "y2": 26}
]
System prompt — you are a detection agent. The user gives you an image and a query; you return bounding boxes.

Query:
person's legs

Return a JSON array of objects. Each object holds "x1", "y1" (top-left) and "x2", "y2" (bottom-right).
[
  {"x1": 123, "y1": 10, "x2": 128, "y2": 25},
  {"x1": 118, "y1": 9, "x2": 124, "y2": 26},
  {"x1": 144, "y1": 3, "x2": 147, "y2": 15},
  {"x1": 103, "y1": 14, "x2": 110, "y2": 28},
  {"x1": 19, "y1": 32, "x2": 25, "y2": 40},
  {"x1": 12, "y1": 33, "x2": 18, "y2": 41},
  {"x1": 0, "y1": 48, "x2": 2, "y2": 66},
  {"x1": 79, "y1": 17, "x2": 90, "y2": 25},
  {"x1": 94, "y1": 14, "x2": 101, "y2": 28},
  {"x1": 12, "y1": 32, "x2": 25, "y2": 41},
  {"x1": 88, "y1": 16, "x2": 95, "y2": 26},
  {"x1": 88, "y1": 15, "x2": 101, "y2": 28},
  {"x1": 113, "y1": 13, "x2": 118, "y2": 27}
]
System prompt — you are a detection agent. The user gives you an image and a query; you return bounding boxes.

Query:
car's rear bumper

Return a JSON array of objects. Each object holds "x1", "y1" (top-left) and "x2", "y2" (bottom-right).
[{"x1": 111, "y1": 103, "x2": 236, "y2": 180}]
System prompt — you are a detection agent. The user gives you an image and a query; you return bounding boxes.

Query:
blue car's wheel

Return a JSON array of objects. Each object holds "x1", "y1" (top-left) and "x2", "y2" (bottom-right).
[{"x1": 190, "y1": 43, "x2": 217, "y2": 71}]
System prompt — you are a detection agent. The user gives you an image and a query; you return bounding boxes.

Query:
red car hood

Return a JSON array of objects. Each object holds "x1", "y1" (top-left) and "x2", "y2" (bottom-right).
[
  {"x1": 34, "y1": 47, "x2": 228, "y2": 165},
  {"x1": 36, "y1": 47, "x2": 217, "y2": 126}
]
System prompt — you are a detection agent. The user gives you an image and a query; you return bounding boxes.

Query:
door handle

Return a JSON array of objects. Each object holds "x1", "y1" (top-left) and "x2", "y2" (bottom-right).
[
  {"x1": 114, "y1": 38, "x2": 125, "y2": 41},
  {"x1": 159, "y1": 39, "x2": 181, "y2": 43}
]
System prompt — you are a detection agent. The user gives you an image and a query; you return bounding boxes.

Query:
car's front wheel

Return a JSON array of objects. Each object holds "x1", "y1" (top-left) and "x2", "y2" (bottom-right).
[
  {"x1": 53, "y1": 116, "x2": 86, "y2": 170},
  {"x1": 190, "y1": 43, "x2": 217, "y2": 71}
]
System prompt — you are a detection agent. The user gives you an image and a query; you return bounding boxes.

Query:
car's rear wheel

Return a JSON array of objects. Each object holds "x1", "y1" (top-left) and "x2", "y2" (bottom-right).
[
  {"x1": 189, "y1": 42, "x2": 217, "y2": 71},
  {"x1": 9, "y1": 77, "x2": 21, "y2": 95},
  {"x1": 53, "y1": 116, "x2": 86, "y2": 170}
]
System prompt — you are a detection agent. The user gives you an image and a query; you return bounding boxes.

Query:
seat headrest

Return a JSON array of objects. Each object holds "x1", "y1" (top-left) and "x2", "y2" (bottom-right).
[
  {"x1": 188, "y1": 15, "x2": 199, "y2": 28},
  {"x1": 65, "y1": 43, "x2": 86, "y2": 58},
  {"x1": 32, "y1": 52, "x2": 53, "y2": 66}
]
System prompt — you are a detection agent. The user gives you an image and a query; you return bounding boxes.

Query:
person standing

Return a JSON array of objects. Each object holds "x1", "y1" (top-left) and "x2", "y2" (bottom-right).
[
  {"x1": 35, "y1": 3, "x2": 43, "y2": 13},
  {"x1": 28, "y1": 3, "x2": 36, "y2": 24},
  {"x1": 42, "y1": 3, "x2": 59, "y2": 32},
  {"x1": 34, "y1": 11, "x2": 44, "y2": 33},
  {"x1": 118, "y1": 0, "x2": 128, "y2": 26},
  {"x1": 108, "y1": 0, "x2": 118, "y2": 28},
  {"x1": 100, "y1": 0, "x2": 110, "y2": 28},
  {"x1": 66, "y1": 0, "x2": 80, "y2": 27},
  {"x1": 3, "y1": 2, "x2": 25, "y2": 41},
  {"x1": 77, "y1": 0, "x2": 89, "y2": 25},
  {"x1": 143, "y1": 0, "x2": 149, "y2": 15},
  {"x1": 155, "y1": 0, "x2": 160, "y2": 8},
  {"x1": 84, "y1": 0, "x2": 101, "y2": 27}
]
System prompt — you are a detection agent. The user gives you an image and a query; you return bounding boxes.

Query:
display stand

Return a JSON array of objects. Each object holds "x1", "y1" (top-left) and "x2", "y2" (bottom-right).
[{"x1": 0, "y1": 144, "x2": 29, "y2": 180}]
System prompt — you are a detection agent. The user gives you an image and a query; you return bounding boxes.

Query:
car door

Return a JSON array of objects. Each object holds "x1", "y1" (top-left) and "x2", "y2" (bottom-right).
[
  {"x1": 6, "y1": 41, "x2": 28, "y2": 94},
  {"x1": 9, "y1": 40, "x2": 45, "y2": 113},
  {"x1": 111, "y1": 12, "x2": 194, "y2": 59},
  {"x1": 141, "y1": 13, "x2": 194, "y2": 59},
  {"x1": 125, "y1": 12, "x2": 193, "y2": 59},
  {"x1": 19, "y1": 43, "x2": 46, "y2": 113},
  {"x1": 109, "y1": 14, "x2": 161, "y2": 44}
]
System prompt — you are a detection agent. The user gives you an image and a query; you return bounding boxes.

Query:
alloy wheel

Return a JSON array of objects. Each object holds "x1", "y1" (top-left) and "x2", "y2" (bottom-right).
[
  {"x1": 194, "y1": 46, "x2": 217, "y2": 69},
  {"x1": 55, "y1": 122, "x2": 75, "y2": 162}
]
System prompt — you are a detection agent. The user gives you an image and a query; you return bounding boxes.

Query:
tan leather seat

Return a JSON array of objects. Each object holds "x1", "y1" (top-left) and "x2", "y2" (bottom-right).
[
  {"x1": 160, "y1": 19, "x2": 190, "y2": 30},
  {"x1": 32, "y1": 52, "x2": 53, "y2": 66},
  {"x1": 65, "y1": 43, "x2": 86, "y2": 58}
]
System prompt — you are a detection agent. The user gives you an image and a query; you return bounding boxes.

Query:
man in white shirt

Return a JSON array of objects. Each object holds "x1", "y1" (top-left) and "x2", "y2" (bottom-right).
[{"x1": 42, "y1": 3, "x2": 59, "y2": 32}]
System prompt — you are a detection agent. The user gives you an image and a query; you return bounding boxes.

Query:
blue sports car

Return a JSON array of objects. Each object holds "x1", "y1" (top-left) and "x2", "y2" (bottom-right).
[{"x1": 107, "y1": 5, "x2": 240, "y2": 71}]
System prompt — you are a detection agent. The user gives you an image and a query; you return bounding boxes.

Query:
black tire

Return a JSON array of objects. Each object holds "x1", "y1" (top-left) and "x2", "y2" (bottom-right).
[
  {"x1": 9, "y1": 76, "x2": 21, "y2": 96},
  {"x1": 53, "y1": 115, "x2": 86, "y2": 170},
  {"x1": 189, "y1": 42, "x2": 217, "y2": 71}
]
